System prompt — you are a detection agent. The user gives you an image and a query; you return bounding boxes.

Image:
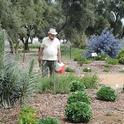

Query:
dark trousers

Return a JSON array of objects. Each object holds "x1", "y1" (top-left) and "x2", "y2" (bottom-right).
[{"x1": 42, "y1": 60, "x2": 56, "y2": 77}]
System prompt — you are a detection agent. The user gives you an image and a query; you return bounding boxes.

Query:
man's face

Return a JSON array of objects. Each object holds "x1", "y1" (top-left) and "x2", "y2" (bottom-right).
[{"x1": 48, "y1": 33, "x2": 55, "y2": 40}]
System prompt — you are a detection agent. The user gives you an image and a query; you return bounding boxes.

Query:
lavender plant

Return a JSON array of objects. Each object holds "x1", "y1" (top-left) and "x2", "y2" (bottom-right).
[{"x1": 85, "y1": 29, "x2": 120, "y2": 58}]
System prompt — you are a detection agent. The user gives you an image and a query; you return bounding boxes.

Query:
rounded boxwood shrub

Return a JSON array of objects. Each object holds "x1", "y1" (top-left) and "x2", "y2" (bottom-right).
[
  {"x1": 65, "y1": 102, "x2": 92, "y2": 123},
  {"x1": 67, "y1": 91, "x2": 91, "y2": 105},
  {"x1": 38, "y1": 117, "x2": 60, "y2": 124},
  {"x1": 70, "y1": 80, "x2": 85, "y2": 92},
  {"x1": 96, "y1": 86, "x2": 117, "y2": 101}
]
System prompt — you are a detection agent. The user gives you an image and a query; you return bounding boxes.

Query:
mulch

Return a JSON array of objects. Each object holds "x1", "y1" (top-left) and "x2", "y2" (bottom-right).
[{"x1": 0, "y1": 89, "x2": 124, "y2": 124}]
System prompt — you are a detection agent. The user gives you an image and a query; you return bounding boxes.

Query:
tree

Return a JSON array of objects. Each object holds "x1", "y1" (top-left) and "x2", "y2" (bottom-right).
[
  {"x1": 95, "y1": 0, "x2": 124, "y2": 37},
  {"x1": 0, "y1": 0, "x2": 22, "y2": 53},
  {"x1": 60, "y1": 0, "x2": 95, "y2": 46},
  {"x1": 0, "y1": 0, "x2": 48, "y2": 51}
]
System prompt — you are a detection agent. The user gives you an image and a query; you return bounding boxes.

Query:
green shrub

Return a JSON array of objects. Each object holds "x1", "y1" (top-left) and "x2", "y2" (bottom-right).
[
  {"x1": 70, "y1": 80, "x2": 85, "y2": 92},
  {"x1": 103, "y1": 68, "x2": 110, "y2": 72},
  {"x1": 38, "y1": 117, "x2": 60, "y2": 124},
  {"x1": 94, "y1": 53, "x2": 108, "y2": 61},
  {"x1": 75, "y1": 56, "x2": 90, "y2": 65},
  {"x1": 65, "y1": 102, "x2": 92, "y2": 123},
  {"x1": 61, "y1": 46, "x2": 82, "y2": 59},
  {"x1": 117, "y1": 49, "x2": 124, "y2": 64},
  {"x1": 96, "y1": 86, "x2": 117, "y2": 101},
  {"x1": 37, "y1": 74, "x2": 83, "y2": 94},
  {"x1": 65, "y1": 67, "x2": 75, "y2": 72},
  {"x1": 18, "y1": 106, "x2": 37, "y2": 124},
  {"x1": 106, "y1": 57, "x2": 118, "y2": 65},
  {"x1": 81, "y1": 75, "x2": 99, "y2": 89},
  {"x1": 83, "y1": 67, "x2": 91, "y2": 72},
  {"x1": 103, "y1": 64, "x2": 110, "y2": 72},
  {"x1": 118, "y1": 57, "x2": 124, "y2": 64},
  {"x1": 0, "y1": 59, "x2": 36, "y2": 108},
  {"x1": 72, "y1": 32, "x2": 87, "y2": 49},
  {"x1": 67, "y1": 91, "x2": 91, "y2": 104}
]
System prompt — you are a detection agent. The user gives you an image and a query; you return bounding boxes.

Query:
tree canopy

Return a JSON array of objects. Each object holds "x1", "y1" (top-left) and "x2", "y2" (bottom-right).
[{"x1": 0, "y1": 0, "x2": 124, "y2": 50}]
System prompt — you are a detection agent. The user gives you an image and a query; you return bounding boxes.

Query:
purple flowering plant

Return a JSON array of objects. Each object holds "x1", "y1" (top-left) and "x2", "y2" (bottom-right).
[{"x1": 85, "y1": 29, "x2": 121, "y2": 58}]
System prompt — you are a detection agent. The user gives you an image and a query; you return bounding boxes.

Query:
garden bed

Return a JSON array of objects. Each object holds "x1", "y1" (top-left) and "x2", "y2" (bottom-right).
[{"x1": 0, "y1": 89, "x2": 124, "y2": 124}]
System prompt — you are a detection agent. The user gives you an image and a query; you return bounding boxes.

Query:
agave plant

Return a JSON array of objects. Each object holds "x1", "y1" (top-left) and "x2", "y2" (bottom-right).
[{"x1": 0, "y1": 58, "x2": 36, "y2": 108}]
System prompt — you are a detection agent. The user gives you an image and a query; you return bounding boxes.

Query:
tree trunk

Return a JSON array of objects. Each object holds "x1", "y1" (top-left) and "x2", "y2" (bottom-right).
[
  {"x1": 15, "y1": 41, "x2": 19, "y2": 53},
  {"x1": 24, "y1": 38, "x2": 29, "y2": 52}
]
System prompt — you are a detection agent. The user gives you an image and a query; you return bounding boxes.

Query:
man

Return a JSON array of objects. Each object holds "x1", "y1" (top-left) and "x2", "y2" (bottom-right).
[{"x1": 38, "y1": 28, "x2": 61, "y2": 76}]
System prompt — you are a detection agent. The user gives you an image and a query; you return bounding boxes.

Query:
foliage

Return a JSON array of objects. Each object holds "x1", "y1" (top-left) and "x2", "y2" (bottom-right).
[
  {"x1": 62, "y1": 0, "x2": 95, "y2": 40},
  {"x1": 38, "y1": 117, "x2": 60, "y2": 124},
  {"x1": 37, "y1": 74, "x2": 83, "y2": 94},
  {"x1": 65, "y1": 102, "x2": 92, "y2": 123},
  {"x1": 0, "y1": 0, "x2": 63, "y2": 51},
  {"x1": 61, "y1": 45, "x2": 83, "y2": 59},
  {"x1": 105, "y1": 57, "x2": 119, "y2": 65},
  {"x1": 93, "y1": 16, "x2": 110, "y2": 35},
  {"x1": 81, "y1": 75, "x2": 99, "y2": 89},
  {"x1": 117, "y1": 49, "x2": 124, "y2": 64},
  {"x1": 70, "y1": 80, "x2": 85, "y2": 92},
  {"x1": 71, "y1": 32, "x2": 87, "y2": 49},
  {"x1": 74, "y1": 55, "x2": 90, "y2": 64},
  {"x1": 94, "y1": 53, "x2": 108, "y2": 61},
  {"x1": 0, "y1": 59, "x2": 36, "y2": 108},
  {"x1": 85, "y1": 29, "x2": 120, "y2": 58},
  {"x1": 37, "y1": 74, "x2": 98, "y2": 94},
  {"x1": 18, "y1": 106, "x2": 37, "y2": 124},
  {"x1": 103, "y1": 64, "x2": 110, "y2": 72},
  {"x1": 96, "y1": 86, "x2": 118, "y2": 102},
  {"x1": 95, "y1": 0, "x2": 124, "y2": 37},
  {"x1": 67, "y1": 91, "x2": 91, "y2": 105},
  {"x1": 83, "y1": 67, "x2": 91, "y2": 72},
  {"x1": 65, "y1": 67, "x2": 75, "y2": 73},
  {"x1": 0, "y1": 31, "x2": 4, "y2": 69}
]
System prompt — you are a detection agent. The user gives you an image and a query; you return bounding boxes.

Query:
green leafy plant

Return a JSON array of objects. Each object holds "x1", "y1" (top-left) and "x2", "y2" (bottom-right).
[
  {"x1": 67, "y1": 91, "x2": 91, "y2": 104},
  {"x1": 105, "y1": 57, "x2": 118, "y2": 65},
  {"x1": 37, "y1": 74, "x2": 83, "y2": 94},
  {"x1": 38, "y1": 117, "x2": 60, "y2": 124},
  {"x1": 0, "y1": 31, "x2": 4, "y2": 69},
  {"x1": 81, "y1": 75, "x2": 99, "y2": 89},
  {"x1": 96, "y1": 86, "x2": 118, "y2": 101},
  {"x1": 83, "y1": 67, "x2": 91, "y2": 72},
  {"x1": 0, "y1": 59, "x2": 36, "y2": 108},
  {"x1": 65, "y1": 67, "x2": 75, "y2": 73},
  {"x1": 94, "y1": 53, "x2": 108, "y2": 61},
  {"x1": 18, "y1": 106, "x2": 37, "y2": 124},
  {"x1": 65, "y1": 102, "x2": 92, "y2": 123},
  {"x1": 70, "y1": 80, "x2": 85, "y2": 92},
  {"x1": 117, "y1": 49, "x2": 124, "y2": 64},
  {"x1": 74, "y1": 55, "x2": 90, "y2": 65},
  {"x1": 103, "y1": 64, "x2": 110, "y2": 72}
]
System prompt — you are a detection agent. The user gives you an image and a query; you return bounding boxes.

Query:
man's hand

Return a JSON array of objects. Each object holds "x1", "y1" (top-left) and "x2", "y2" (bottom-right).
[{"x1": 58, "y1": 59, "x2": 61, "y2": 63}]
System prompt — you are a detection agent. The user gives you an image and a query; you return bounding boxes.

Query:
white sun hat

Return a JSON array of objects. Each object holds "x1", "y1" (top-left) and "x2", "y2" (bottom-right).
[{"x1": 48, "y1": 28, "x2": 58, "y2": 35}]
